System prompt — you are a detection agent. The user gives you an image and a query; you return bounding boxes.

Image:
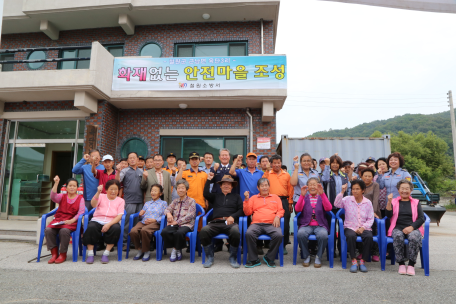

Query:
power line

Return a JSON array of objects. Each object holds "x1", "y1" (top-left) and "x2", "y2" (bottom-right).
[
  {"x1": 284, "y1": 104, "x2": 448, "y2": 109},
  {"x1": 287, "y1": 90, "x2": 445, "y2": 96},
  {"x1": 286, "y1": 95, "x2": 446, "y2": 100}
]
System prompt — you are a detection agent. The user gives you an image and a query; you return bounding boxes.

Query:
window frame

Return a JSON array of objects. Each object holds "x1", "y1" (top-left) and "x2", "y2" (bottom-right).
[
  {"x1": 0, "y1": 53, "x2": 15, "y2": 72},
  {"x1": 140, "y1": 43, "x2": 162, "y2": 58},
  {"x1": 26, "y1": 51, "x2": 46, "y2": 70},
  {"x1": 160, "y1": 136, "x2": 247, "y2": 163},
  {"x1": 174, "y1": 41, "x2": 248, "y2": 57},
  {"x1": 121, "y1": 137, "x2": 148, "y2": 159},
  {"x1": 57, "y1": 44, "x2": 124, "y2": 70}
]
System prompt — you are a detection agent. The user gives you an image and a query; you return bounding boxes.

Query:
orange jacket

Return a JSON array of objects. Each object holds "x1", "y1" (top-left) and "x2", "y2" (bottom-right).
[{"x1": 243, "y1": 193, "x2": 285, "y2": 224}]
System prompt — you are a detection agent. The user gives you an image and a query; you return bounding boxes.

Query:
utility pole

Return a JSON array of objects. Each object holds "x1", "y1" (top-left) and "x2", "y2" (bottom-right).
[{"x1": 448, "y1": 90, "x2": 456, "y2": 178}]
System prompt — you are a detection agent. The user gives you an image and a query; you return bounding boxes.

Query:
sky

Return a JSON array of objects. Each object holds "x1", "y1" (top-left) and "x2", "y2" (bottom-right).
[{"x1": 274, "y1": 0, "x2": 456, "y2": 140}]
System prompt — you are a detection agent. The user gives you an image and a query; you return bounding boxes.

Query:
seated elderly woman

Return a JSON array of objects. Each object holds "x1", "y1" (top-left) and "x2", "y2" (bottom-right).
[
  {"x1": 82, "y1": 179, "x2": 125, "y2": 264},
  {"x1": 334, "y1": 180, "x2": 374, "y2": 273},
  {"x1": 45, "y1": 175, "x2": 85, "y2": 264},
  {"x1": 160, "y1": 179, "x2": 197, "y2": 262},
  {"x1": 386, "y1": 179, "x2": 425, "y2": 276},
  {"x1": 295, "y1": 177, "x2": 332, "y2": 268},
  {"x1": 129, "y1": 184, "x2": 167, "y2": 262}
]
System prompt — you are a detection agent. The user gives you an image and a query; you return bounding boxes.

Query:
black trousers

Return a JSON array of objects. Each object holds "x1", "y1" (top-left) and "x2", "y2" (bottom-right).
[
  {"x1": 279, "y1": 196, "x2": 290, "y2": 247},
  {"x1": 82, "y1": 221, "x2": 121, "y2": 246},
  {"x1": 199, "y1": 222, "x2": 240, "y2": 247},
  {"x1": 161, "y1": 225, "x2": 191, "y2": 250},
  {"x1": 345, "y1": 228, "x2": 373, "y2": 261}
]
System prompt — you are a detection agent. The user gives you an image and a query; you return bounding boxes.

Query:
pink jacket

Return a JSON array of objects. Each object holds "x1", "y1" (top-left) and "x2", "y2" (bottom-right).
[
  {"x1": 334, "y1": 193, "x2": 374, "y2": 231},
  {"x1": 387, "y1": 196, "x2": 424, "y2": 237}
]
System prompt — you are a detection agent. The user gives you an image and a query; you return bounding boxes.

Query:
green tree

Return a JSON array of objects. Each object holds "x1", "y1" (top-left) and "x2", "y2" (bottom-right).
[
  {"x1": 391, "y1": 131, "x2": 454, "y2": 192},
  {"x1": 370, "y1": 131, "x2": 383, "y2": 138}
]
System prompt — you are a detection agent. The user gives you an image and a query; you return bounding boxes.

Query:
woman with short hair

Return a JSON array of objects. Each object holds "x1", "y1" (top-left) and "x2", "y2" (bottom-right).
[
  {"x1": 45, "y1": 176, "x2": 85, "y2": 264},
  {"x1": 386, "y1": 179, "x2": 425, "y2": 276},
  {"x1": 377, "y1": 152, "x2": 411, "y2": 199},
  {"x1": 160, "y1": 179, "x2": 197, "y2": 262},
  {"x1": 334, "y1": 180, "x2": 374, "y2": 273},
  {"x1": 83, "y1": 179, "x2": 125, "y2": 264}
]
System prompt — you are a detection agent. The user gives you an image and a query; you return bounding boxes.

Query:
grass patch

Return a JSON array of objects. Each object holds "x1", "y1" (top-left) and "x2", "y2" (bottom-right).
[{"x1": 445, "y1": 204, "x2": 456, "y2": 211}]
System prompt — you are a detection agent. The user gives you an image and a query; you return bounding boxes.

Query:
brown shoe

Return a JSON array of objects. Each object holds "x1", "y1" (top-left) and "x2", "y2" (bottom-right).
[
  {"x1": 302, "y1": 262, "x2": 310, "y2": 267},
  {"x1": 314, "y1": 263, "x2": 321, "y2": 268}
]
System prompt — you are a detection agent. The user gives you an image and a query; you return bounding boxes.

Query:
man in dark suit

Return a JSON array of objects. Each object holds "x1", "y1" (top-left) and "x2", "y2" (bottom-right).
[{"x1": 141, "y1": 154, "x2": 172, "y2": 204}]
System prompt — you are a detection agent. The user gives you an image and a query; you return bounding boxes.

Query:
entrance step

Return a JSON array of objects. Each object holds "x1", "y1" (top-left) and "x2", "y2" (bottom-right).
[{"x1": 0, "y1": 220, "x2": 38, "y2": 243}]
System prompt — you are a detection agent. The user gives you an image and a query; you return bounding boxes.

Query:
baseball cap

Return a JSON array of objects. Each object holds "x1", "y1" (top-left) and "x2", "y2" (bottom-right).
[
  {"x1": 246, "y1": 152, "x2": 257, "y2": 158},
  {"x1": 365, "y1": 156, "x2": 376, "y2": 162},
  {"x1": 138, "y1": 155, "x2": 145, "y2": 161},
  {"x1": 102, "y1": 155, "x2": 114, "y2": 162},
  {"x1": 319, "y1": 157, "x2": 326, "y2": 164},
  {"x1": 167, "y1": 152, "x2": 177, "y2": 159},
  {"x1": 189, "y1": 152, "x2": 200, "y2": 159}
]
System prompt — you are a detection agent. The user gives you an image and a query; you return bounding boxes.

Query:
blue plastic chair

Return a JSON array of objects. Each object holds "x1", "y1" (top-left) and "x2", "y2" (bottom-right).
[
  {"x1": 82, "y1": 208, "x2": 127, "y2": 262},
  {"x1": 161, "y1": 204, "x2": 205, "y2": 263},
  {"x1": 201, "y1": 209, "x2": 242, "y2": 265},
  {"x1": 336, "y1": 208, "x2": 382, "y2": 269},
  {"x1": 242, "y1": 216, "x2": 285, "y2": 267},
  {"x1": 292, "y1": 211, "x2": 336, "y2": 267},
  {"x1": 37, "y1": 207, "x2": 86, "y2": 262},
  {"x1": 126, "y1": 214, "x2": 166, "y2": 260},
  {"x1": 380, "y1": 213, "x2": 430, "y2": 276}
]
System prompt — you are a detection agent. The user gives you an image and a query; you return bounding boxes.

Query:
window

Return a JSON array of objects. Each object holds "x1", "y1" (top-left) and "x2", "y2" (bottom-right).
[
  {"x1": 121, "y1": 138, "x2": 148, "y2": 159},
  {"x1": 58, "y1": 45, "x2": 123, "y2": 70},
  {"x1": 105, "y1": 45, "x2": 124, "y2": 57},
  {"x1": 27, "y1": 51, "x2": 46, "y2": 69},
  {"x1": 0, "y1": 53, "x2": 15, "y2": 72},
  {"x1": 160, "y1": 137, "x2": 246, "y2": 166},
  {"x1": 175, "y1": 42, "x2": 247, "y2": 57},
  {"x1": 140, "y1": 43, "x2": 162, "y2": 57},
  {"x1": 59, "y1": 48, "x2": 91, "y2": 70}
]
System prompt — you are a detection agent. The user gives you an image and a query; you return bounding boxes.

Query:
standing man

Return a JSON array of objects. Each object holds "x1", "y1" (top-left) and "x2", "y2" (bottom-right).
[
  {"x1": 116, "y1": 152, "x2": 144, "y2": 249},
  {"x1": 91, "y1": 154, "x2": 117, "y2": 194},
  {"x1": 137, "y1": 155, "x2": 146, "y2": 169},
  {"x1": 176, "y1": 152, "x2": 208, "y2": 210},
  {"x1": 210, "y1": 149, "x2": 232, "y2": 194},
  {"x1": 229, "y1": 153, "x2": 265, "y2": 254},
  {"x1": 72, "y1": 149, "x2": 104, "y2": 211},
  {"x1": 259, "y1": 155, "x2": 271, "y2": 172},
  {"x1": 200, "y1": 152, "x2": 215, "y2": 193},
  {"x1": 164, "y1": 153, "x2": 179, "y2": 202},
  {"x1": 145, "y1": 157, "x2": 154, "y2": 170},
  {"x1": 141, "y1": 154, "x2": 172, "y2": 204},
  {"x1": 262, "y1": 155, "x2": 293, "y2": 255}
]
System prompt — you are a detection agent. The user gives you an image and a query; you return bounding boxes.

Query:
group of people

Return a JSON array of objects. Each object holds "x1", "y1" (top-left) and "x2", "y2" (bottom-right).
[{"x1": 42, "y1": 148, "x2": 426, "y2": 276}]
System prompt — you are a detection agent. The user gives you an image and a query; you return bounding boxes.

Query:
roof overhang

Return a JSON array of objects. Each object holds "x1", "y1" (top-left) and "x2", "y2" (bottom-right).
[{"x1": 319, "y1": 0, "x2": 456, "y2": 14}]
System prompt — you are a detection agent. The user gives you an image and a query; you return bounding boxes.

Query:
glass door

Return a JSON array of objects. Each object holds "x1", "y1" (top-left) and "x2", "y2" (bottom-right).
[{"x1": 0, "y1": 120, "x2": 85, "y2": 219}]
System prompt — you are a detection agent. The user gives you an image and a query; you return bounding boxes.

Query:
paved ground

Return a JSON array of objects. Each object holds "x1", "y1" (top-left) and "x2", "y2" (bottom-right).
[{"x1": 0, "y1": 212, "x2": 455, "y2": 304}]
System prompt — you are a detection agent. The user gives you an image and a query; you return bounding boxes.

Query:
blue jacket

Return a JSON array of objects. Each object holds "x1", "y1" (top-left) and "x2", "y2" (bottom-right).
[
  {"x1": 377, "y1": 167, "x2": 411, "y2": 199},
  {"x1": 72, "y1": 158, "x2": 104, "y2": 201}
]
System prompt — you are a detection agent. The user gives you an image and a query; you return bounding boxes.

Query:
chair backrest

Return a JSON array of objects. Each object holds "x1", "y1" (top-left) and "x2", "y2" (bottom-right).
[{"x1": 195, "y1": 204, "x2": 205, "y2": 217}]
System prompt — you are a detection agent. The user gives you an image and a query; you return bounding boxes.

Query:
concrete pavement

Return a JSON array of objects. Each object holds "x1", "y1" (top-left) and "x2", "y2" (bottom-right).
[{"x1": 0, "y1": 212, "x2": 455, "y2": 303}]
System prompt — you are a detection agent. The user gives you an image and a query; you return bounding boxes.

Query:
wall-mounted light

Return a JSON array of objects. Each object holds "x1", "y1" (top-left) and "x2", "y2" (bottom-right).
[
  {"x1": 202, "y1": 13, "x2": 211, "y2": 20},
  {"x1": 179, "y1": 104, "x2": 188, "y2": 109}
]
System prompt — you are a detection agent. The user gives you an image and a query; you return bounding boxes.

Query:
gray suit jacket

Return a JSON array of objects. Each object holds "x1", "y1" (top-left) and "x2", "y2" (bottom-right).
[{"x1": 140, "y1": 168, "x2": 172, "y2": 205}]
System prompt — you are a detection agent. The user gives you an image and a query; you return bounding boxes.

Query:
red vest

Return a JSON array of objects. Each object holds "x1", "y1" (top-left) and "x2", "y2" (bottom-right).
[{"x1": 48, "y1": 194, "x2": 83, "y2": 231}]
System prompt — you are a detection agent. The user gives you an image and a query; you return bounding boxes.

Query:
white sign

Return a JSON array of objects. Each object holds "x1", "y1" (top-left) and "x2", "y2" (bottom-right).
[
  {"x1": 257, "y1": 137, "x2": 271, "y2": 150},
  {"x1": 320, "y1": 0, "x2": 456, "y2": 14}
]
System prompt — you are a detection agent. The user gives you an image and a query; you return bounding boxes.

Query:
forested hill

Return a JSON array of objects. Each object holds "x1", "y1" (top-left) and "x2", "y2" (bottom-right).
[{"x1": 309, "y1": 110, "x2": 454, "y2": 149}]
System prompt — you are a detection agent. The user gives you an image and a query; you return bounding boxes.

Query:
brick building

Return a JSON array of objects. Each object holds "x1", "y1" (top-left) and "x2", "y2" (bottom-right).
[{"x1": 0, "y1": 0, "x2": 286, "y2": 220}]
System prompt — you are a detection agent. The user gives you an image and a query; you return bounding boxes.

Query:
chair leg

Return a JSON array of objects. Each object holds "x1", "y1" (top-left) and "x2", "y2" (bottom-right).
[
  {"x1": 126, "y1": 235, "x2": 131, "y2": 259},
  {"x1": 243, "y1": 235, "x2": 247, "y2": 265},
  {"x1": 341, "y1": 238, "x2": 347, "y2": 269},
  {"x1": 279, "y1": 239, "x2": 284, "y2": 267},
  {"x1": 37, "y1": 233, "x2": 45, "y2": 263},
  {"x1": 72, "y1": 233, "x2": 78, "y2": 262},
  {"x1": 293, "y1": 234, "x2": 297, "y2": 266}
]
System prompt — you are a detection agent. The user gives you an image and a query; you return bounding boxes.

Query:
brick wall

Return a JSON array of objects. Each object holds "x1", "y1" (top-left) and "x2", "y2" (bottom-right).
[
  {"x1": 84, "y1": 101, "x2": 119, "y2": 158},
  {"x1": 1, "y1": 21, "x2": 275, "y2": 71},
  {"x1": 4, "y1": 101, "x2": 78, "y2": 112}
]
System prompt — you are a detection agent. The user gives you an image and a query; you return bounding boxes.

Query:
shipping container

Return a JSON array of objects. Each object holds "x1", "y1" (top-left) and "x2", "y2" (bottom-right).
[{"x1": 277, "y1": 134, "x2": 391, "y2": 168}]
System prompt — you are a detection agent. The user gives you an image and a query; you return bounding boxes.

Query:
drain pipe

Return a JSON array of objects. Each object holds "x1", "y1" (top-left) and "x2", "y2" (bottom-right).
[
  {"x1": 246, "y1": 108, "x2": 253, "y2": 152},
  {"x1": 260, "y1": 18, "x2": 264, "y2": 54}
]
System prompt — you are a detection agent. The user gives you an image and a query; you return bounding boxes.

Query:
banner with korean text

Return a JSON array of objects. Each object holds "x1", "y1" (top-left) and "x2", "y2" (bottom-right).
[{"x1": 112, "y1": 55, "x2": 287, "y2": 91}]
